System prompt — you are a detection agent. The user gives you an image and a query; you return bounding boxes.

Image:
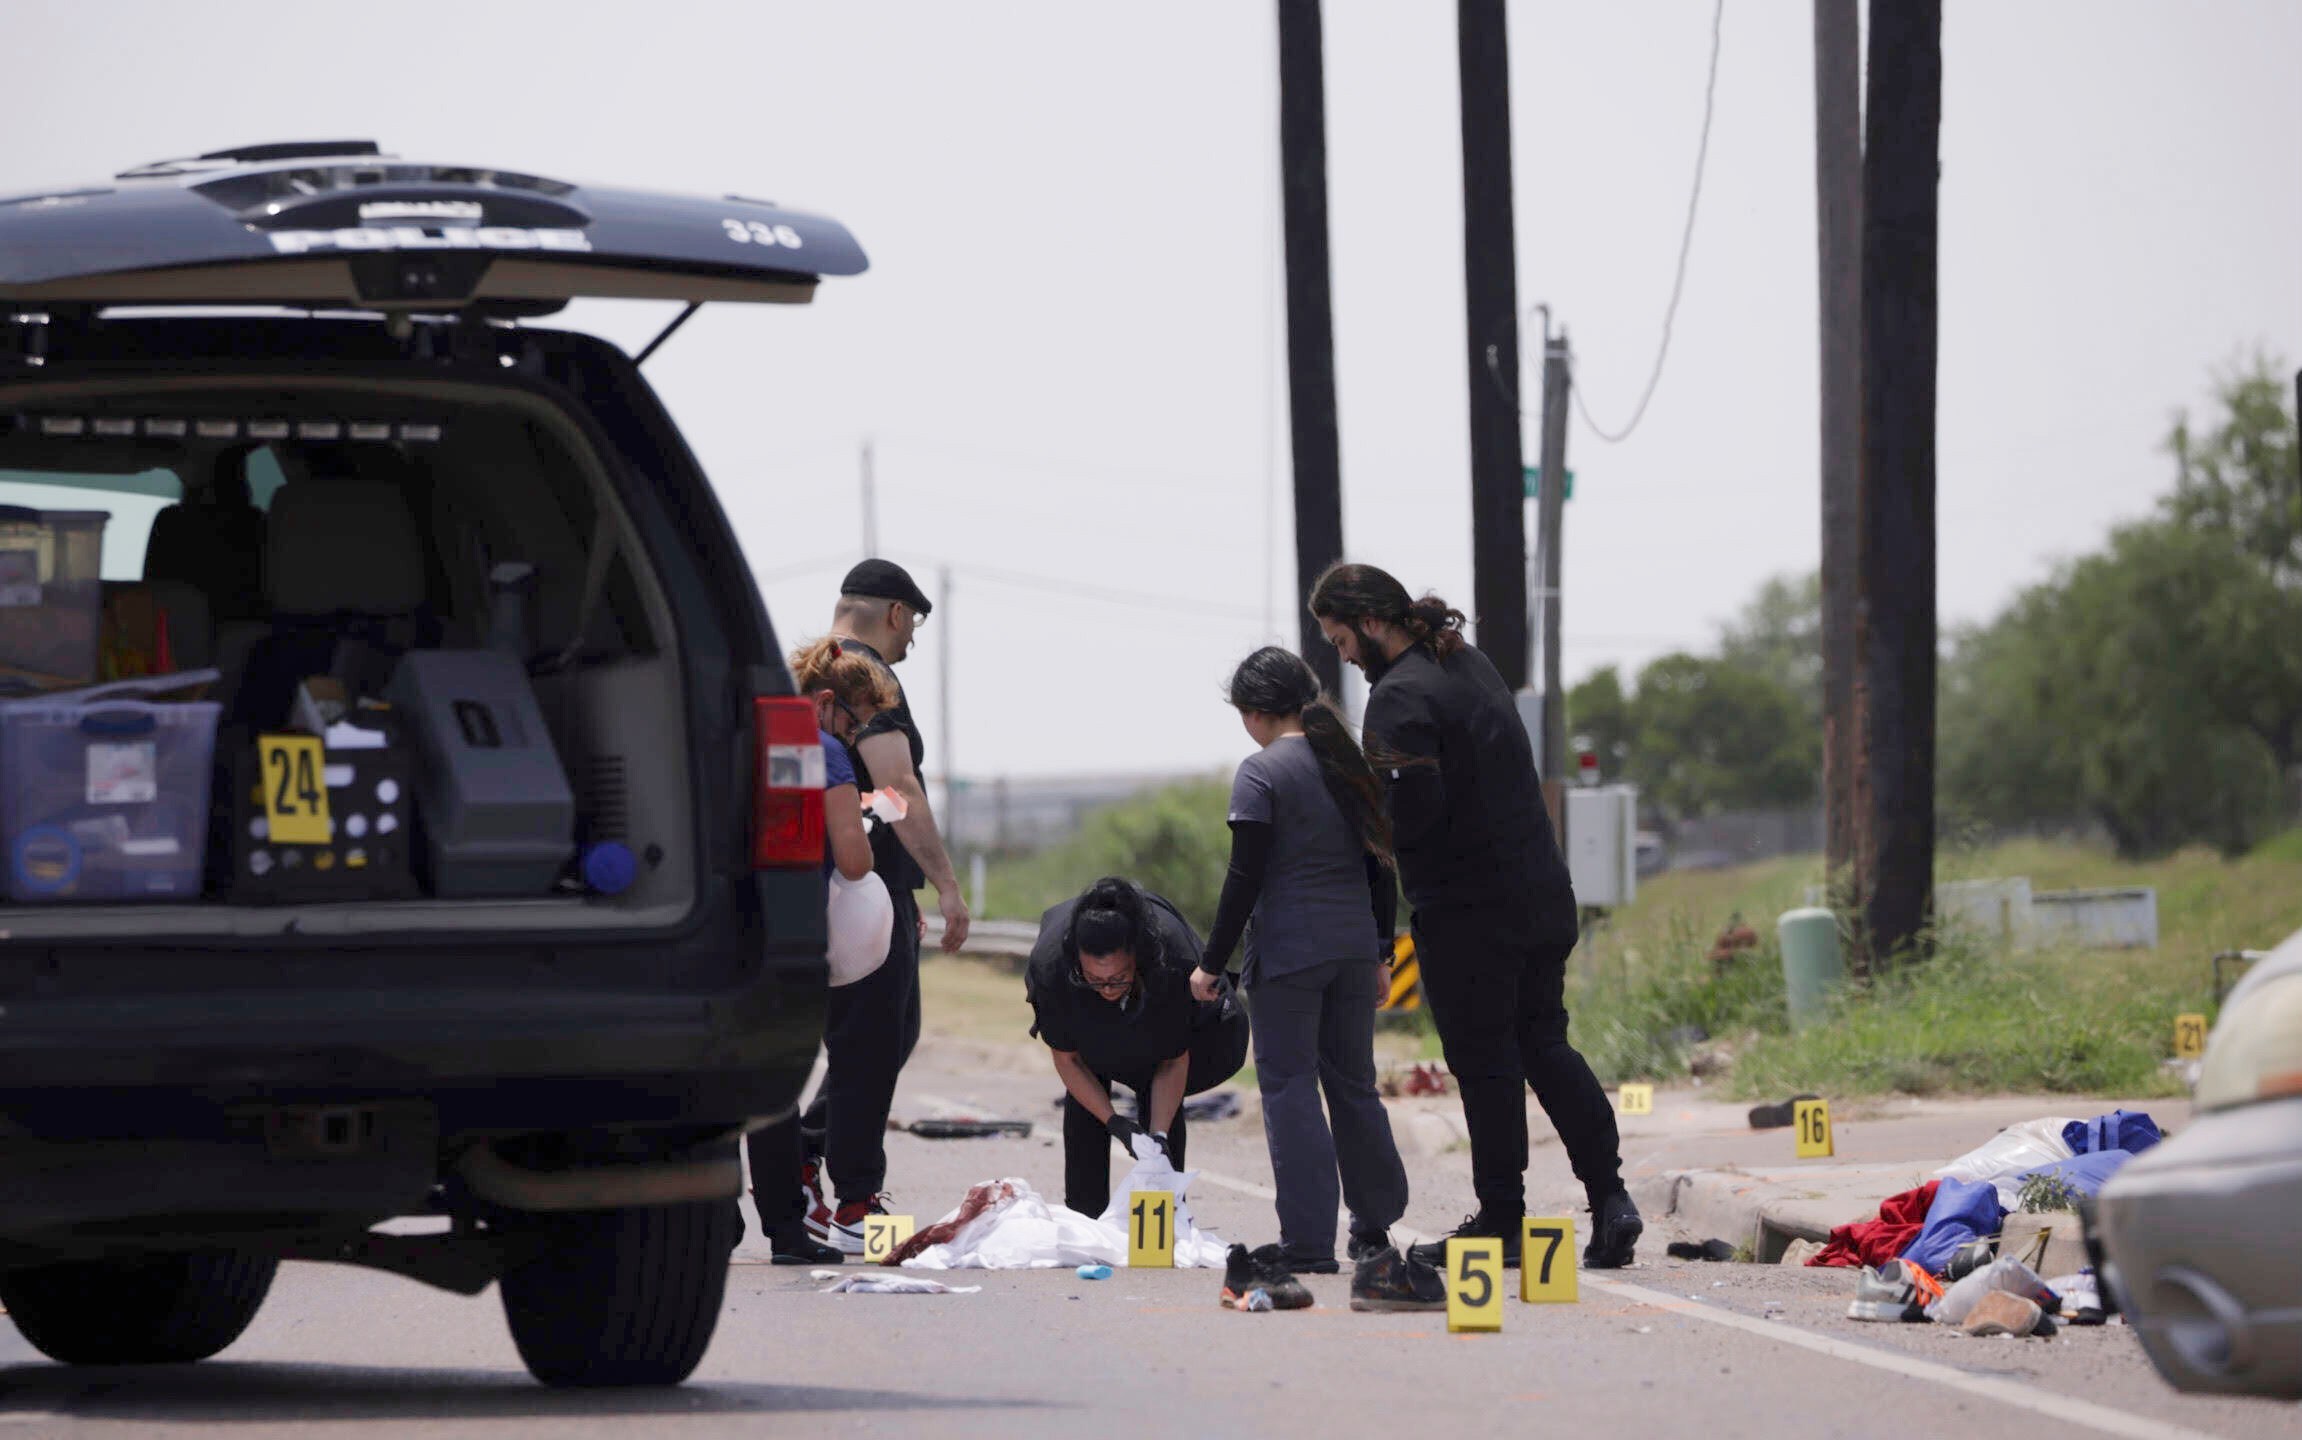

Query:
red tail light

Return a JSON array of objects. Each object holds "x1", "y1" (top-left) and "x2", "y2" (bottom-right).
[{"x1": 752, "y1": 696, "x2": 825, "y2": 869}]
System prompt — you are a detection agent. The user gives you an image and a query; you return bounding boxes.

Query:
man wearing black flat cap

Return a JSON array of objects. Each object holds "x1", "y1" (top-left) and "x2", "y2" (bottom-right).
[{"x1": 795, "y1": 558, "x2": 970, "y2": 1254}]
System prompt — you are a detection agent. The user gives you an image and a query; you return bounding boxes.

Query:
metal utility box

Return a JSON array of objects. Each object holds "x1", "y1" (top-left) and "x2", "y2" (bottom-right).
[{"x1": 1565, "y1": 784, "x2": 1638, "y2": 909}]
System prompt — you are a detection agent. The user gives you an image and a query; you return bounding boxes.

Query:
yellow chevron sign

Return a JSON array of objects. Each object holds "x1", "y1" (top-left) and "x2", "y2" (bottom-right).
[{"x1": 1383, "y1": 935, "x2": 1422, "y2": 1011}]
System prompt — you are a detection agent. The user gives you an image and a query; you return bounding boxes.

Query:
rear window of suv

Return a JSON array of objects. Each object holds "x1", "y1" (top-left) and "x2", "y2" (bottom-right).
[{"x1": 0, "y1": 467, "x2": 181, "y2": 579}]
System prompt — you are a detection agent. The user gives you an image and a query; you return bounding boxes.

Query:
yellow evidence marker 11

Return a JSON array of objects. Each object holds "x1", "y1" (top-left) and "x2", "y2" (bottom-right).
[
  {"x1": 1446, "y1": 1236, "x2": 1504, "y2": 1332},
  {"x1": 1520, "y1": 1218, "x2": 1578, "y2": 1303},
  {"x1": 1618, "y1": 1083, "x2": 1654, "y2": 1116},
  {"x1": 1793, "y1": 1098, "x2": 1835, "y2": 1158},
  {"x1": 259, "y1": 734, "x2": 331, "y2": 845},
  {"x1": 1128, "y1": 1190, "x2": 1175, "y2": 1268},
  {"x1": 862, "y1": 1214, "x2": 914, "y2": 1264},
  {"x1": 2174, "y1": 1013, "x2": 2208, "y2": 1060}
]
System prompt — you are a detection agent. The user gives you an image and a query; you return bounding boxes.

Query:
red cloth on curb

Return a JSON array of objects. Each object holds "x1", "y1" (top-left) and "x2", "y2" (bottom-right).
[{"x1": 1806, "y1": 1181, "x2": 1940, "y2": 1268}]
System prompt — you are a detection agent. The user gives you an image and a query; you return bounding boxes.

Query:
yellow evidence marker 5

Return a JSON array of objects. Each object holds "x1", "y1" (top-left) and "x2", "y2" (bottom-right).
[{"x1": 1446, "y1": 1236, "x2": 1504, "y2": 1332}]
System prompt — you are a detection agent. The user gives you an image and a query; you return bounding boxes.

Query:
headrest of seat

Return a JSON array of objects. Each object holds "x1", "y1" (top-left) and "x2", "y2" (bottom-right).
[{"x1": 265, "y1": 480, "x2": 427, "y2": 617}]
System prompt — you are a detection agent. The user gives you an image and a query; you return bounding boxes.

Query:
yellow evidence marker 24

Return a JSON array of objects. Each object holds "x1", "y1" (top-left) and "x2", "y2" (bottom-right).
[
  {"x1": 862, "y1": 1214, "x2": 914, "y2": 1264},
  {"x1": 1128, "y1": 1190, "x2": 1175, "y2": 1268},
  {"x1": 1446, "y1": 1236, "x2": 1504, "y2": 1332},
  {"x1": 259, "y1": 734, "x2": 331, "y2": 845},
  {"x1": 1520, "y1": 1217, "x2": 1578, "y2": 1304},
  {"x1": 1617, "y1": 1083, "x2": 1654, "y2": 1116},
  {"x1": 1793, "y1": 1097, "x2": 1835, "y2": 1158},
  {"x1": 2174, "y1": 1013, "x2": 2208, "y2": 1060}
]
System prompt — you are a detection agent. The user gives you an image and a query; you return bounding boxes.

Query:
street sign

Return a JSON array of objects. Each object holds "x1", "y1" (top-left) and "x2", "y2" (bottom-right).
[
  {"x1": 1523, "y1": 465, "x2": 1575, "y2": 501},
  {"x1": 1520, "y1": 1218, "x2": 1578, "y2": 1304}
]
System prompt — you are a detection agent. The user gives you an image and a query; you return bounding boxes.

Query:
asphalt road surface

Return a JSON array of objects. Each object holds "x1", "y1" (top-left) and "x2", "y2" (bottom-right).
[{"x1": 3, "y1": 1026, "x2": 2295, "y2": 1438}]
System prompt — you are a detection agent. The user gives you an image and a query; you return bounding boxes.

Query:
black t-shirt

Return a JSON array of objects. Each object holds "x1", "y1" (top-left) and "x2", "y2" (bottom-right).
[
  {"x1": 838, "y1": 637, "x2": 927, "y2": 892},
  {"x1": 1025, "y1": 893, "x2": 1202, "y2": 1078}
]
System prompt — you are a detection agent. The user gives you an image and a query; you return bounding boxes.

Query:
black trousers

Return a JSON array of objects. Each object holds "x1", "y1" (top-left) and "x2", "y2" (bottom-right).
[
  {"x1": 747, "y1": 1114, "x2": 809, "y2": 1229},
  {"x1": 1060, "y1": 1010, "x2": 1248, "y2": 1217},
  {"x1": 1248, "y1": 958, "x2": 1410, "y2": 1258},
  {"x1": 1411, "y1": 904, "x2": 1622, "y2": 1219},
  {"x1": 799, "y1": 883, "x2": 923, "y2": 1206}
]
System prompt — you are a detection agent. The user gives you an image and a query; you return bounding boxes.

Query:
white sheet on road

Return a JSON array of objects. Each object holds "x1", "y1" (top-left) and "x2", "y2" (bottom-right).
[{"x1": 900, "y1": 1155, "x2": 1230, "y2": 1270}]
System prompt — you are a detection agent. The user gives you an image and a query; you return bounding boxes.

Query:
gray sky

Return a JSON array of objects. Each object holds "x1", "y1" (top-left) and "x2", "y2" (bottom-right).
[{"x1": 11, "y1": 1, "x2": 2299, "y2": 782}]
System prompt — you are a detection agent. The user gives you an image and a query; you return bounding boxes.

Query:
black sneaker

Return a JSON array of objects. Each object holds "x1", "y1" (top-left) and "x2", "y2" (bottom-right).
[
  {"x1": 1346, "y1": 1229, "x2": 1393, "y2": 1265},
  {"x1": 1349, "y1": 1245, "x2": 1447, "y2": 1312},
  {"x1": 1252, "y1": 1241, "x2": 1338, "y2": 1276},
  {"x1": 1407, "y1": 1212, "x2": 1522, "y2": 1270},
  {"x1": 766, "y1": 1219, "x2": 843, "y2": 1266},
  {"x1": 1584, "y1": 1190, "x2": 1643, "y2": 1269},
  {"x1": 1219, "y1": 1243, "x2": 1313, "y2": 1311}
]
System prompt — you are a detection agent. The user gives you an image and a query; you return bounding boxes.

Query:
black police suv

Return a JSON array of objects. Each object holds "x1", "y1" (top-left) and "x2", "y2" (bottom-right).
[{"x1": 0, "y1": 142, "x2": 862, "y2": 1386}]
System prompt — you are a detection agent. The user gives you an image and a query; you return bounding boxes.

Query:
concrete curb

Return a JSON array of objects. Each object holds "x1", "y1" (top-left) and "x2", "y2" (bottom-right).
[{"x1": 1629, "y1": 1160, "x2": 1937, "y2": 1262}]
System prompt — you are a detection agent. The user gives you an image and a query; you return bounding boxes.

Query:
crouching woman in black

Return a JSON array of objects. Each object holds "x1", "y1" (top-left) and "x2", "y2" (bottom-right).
[{"x1": 1025, "y1": 878, "x2": 1250, "y2": 1217}]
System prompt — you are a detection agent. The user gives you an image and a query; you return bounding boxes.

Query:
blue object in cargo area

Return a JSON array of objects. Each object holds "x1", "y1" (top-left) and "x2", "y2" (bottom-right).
[
  {"x1": 2063, "y1": 1109, "x2": 2160, "y2": 1157},
  {"x1": 1899, "y1": 1176, "x2": 2007, "y2": 1276},
  {"x1": 2016, "y1": 1149, "x2": 2135, "y2": 1201}
]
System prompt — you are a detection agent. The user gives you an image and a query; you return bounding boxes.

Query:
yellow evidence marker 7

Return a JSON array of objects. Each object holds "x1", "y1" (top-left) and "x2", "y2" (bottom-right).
[
  {"x1": 259, "y1": 734, "x2": 331, "y2": 845},
  {"x1": 1618, "y1": 1083, "x2": 1654, "y2": 1116},
  {"x1": 1793, "y1": 1097, "x2": 1835, "y2": 1158},
  {"x1": 862, "y1": 1214, "x2": 914, "y2": 1264},
  {"x1": 2174, "y1": 1013, "x2": 2208, "y2": 1060},
  {"x1": 1520, "y1": 1217, "x2": 1578, "y2": 1303},
  {"x1": 1445, "y1": 1236, "x2": 1504, "y2": 1332},
  {"x1": 1128, "y1": 1190, "x2": 1175, "y2": 1268}
]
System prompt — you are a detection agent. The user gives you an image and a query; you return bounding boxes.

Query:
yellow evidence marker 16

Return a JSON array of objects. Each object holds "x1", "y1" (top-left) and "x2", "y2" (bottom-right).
[
  {"x1": 1618, "y1": 1083, "x2": 1654, "y2": 1116},
  {"x1": 1793, "y1": 1097, "x2": 1835, "y2": 1158},
  {"x1": 2174, "y1": 1013, "x2": 2208, "y2": 1060},
  {"x1": 258, "y1": 734, "x2": 331, "y2": 845},
  {"x1": 1520, "y1": 1217, "x2": 1578, "y2": 1304},
  {"x1": 862, "y1": 1214, "x2": 914, "y2": 1264},
  {"x1": 1128, "y1": 1190, "x2": 1175, "y2": 1268},
  {"x1": 1446, "y1": 1236, "x2": 1504, "y2": 1332}
]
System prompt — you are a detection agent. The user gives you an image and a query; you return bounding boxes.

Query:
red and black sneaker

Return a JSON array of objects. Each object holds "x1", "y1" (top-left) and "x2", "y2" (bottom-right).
[{"x1": 800, "y1": 1158, "x2": 835, "y2": 1245}]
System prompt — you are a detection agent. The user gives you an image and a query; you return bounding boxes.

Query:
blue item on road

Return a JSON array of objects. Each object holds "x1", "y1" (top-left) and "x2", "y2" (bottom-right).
[
  {"x1": 2062, "y1": 1109, "x2": 2160, "y2": 1158},
  {"x1": 1900, "y1": 1176, "x2": 2006, "y2": 1276},
  {"x1": 1076, "y1": 1264, "x2": 1113, "y2": 1281}
]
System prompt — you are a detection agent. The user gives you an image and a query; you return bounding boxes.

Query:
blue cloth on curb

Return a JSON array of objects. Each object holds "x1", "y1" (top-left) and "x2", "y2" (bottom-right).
[
  {"x1": 1900, "y1": 1176, "x2": 2006, "y2": 1275},
  {"x1": 2015, "y1": 1149, "x2": 2134, "y2": 1201},
  {"x1": 2062, "y1": 1110, "x2": 2160, "y2": 1158}
]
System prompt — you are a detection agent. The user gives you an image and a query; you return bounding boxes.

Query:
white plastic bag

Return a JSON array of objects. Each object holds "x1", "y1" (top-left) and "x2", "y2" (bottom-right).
[
  {"x1": 898, "y1": 1172, "x2": 1228, "y2": 1271},
  {"x1": 1926, "y1": 1257, "x2": 2057, "y2": 1326},
  {"x1": 1936, "y1": 1118, "x2": 2078, "y2": 1209},
  {"x1": 826, "y1": 869, "x2": 894, "y2": 988},
  {"x1": 1095, "y1": 1151, "x2": 1230, "y2": 1269}
]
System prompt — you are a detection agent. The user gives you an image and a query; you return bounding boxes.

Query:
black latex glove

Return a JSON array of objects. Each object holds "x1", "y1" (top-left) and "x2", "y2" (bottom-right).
[{"x1": 1106, "y1": 1114, "x2": 1163, "y2": 1159}]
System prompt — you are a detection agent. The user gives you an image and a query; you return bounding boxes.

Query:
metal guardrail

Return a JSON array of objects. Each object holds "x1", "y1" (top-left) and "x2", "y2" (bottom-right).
[{"x1": 924, "y1": 916, "x2": 1037, "y2": 960}]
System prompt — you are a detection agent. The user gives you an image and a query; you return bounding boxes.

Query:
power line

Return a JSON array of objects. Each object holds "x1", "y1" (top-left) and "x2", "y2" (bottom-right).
[{"x1": 1572, "y1": 0, "x2": 1725, "y2": 445}]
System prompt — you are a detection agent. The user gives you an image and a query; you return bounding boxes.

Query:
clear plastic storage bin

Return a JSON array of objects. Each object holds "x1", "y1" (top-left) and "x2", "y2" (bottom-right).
[
  {"x1": 0, "y1": 670, "x2": 222, "y2": 902},
  {"x1": 0, "y1": 507, "x2": 108, "y2": 696}
]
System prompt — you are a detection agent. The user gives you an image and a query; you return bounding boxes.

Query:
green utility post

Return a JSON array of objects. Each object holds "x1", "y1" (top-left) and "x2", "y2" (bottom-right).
[{"x1": 1777, "y1": 907, "x2": 1847, "y2": 1030}]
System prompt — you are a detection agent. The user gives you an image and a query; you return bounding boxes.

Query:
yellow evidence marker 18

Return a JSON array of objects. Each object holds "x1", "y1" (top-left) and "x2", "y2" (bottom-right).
[
  {"x1": 2174, "y1": 1013, "x2": 2208, "y2": 1060},
  {"x1": 1618, "y1": 1083, "x2": 1654, "y2": 1116},
  {"x1": 259, "y1": 734, "x2": 331, "y2": 845},
  {"x1": 1793, "y1": 1097, "x2": 1835, "y2": 1158},
  {"x1": 1445, "y1": 1236, "x2": 1504, "y2": 1332},
  {"x1": 862, "y1": 1214, "x2": 914, "y2": 1264},
  {"x1": 1520, "y1": 1218, "x2": 1578, "y2": 1304},
  {"x1": 1128, "y1": 1190, "x2": 1175, "y2": 1268}
]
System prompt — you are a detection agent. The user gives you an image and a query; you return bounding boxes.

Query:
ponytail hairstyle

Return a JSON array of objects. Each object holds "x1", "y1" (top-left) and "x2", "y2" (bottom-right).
[
  {"x1": 1307, "y1": 561, "x2": 1468, "y2": 659},
  {"x1": 789, "y1": 635, "x2": 901, "y2": 712},
  {"x1": 1062, "y1": 876, "x2": 1170, "y2": 974},
  {"x1": 1224, "y1": 645, "x2": 1395, "y2": 866}
]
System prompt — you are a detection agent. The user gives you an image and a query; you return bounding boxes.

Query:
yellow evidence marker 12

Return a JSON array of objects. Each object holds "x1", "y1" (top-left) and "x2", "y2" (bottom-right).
[
  {"x1": 1446, "y1": 1236, "x2": 1504, "y2": 1332},
  {"x1": 1793, "y1": 1097, "x2": 1835, "y2": 1158},
  {"x1": 258, "y1": 734, "x2": 331, "y2": 845},
  {"x1": 2173, "y1": 1013, "x2": 2208, "y2": 1060},
  {"x1": 1128, "y1": 1190, "x2": 1175, "y2": 1268},
  {"x1": 862, "y1": 1214, "x2": 914, "y2": 1264},
  {"x1": 1618, "y1": 1083, "x2": 1654, "y2": 1116},
  {"x1": 1520, "y1": 1217, "x2": 1578, "y2": 1304}
]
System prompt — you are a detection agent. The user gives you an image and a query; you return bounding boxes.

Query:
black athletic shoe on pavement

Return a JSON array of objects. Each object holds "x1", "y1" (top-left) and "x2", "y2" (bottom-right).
[
  {"x1": 1252, "y1": 1241, "x2": 1339, "y2": 1276},
  {"x1": 1584, "y1": 1189, "x2": 1644, "y2": 1269},
  {"x1": 767, "y1": 1219, "x2": 844, "y2": 1266},
  {"x1": 1407, "y1": 1212, "x2": 1522, "y2": 1270},
  {"x1": 1219, "y1": 1243, "x2": 1314, "y2": 1311},
  {"x1": 1346, "y1": 1229, "x2": 1394, "y2": 1265},
  {"x1": 1349, "y1": 1245, "x2": 1448, "y2": 1312}
]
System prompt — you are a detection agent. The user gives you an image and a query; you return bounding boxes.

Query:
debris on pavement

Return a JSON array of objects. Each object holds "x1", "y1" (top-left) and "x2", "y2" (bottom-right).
[
  {"x1": 1076, "y1": 1264, "x2": 1112, "y2": 1280},
  {"x1": 1380, "y1": 1062, "x2": 1451, "y2": 1098},
  {"x1": 908, "y1": 1117, "x2": 1035, "y2": 1139},
  {"x1": 820, "y1": 1273, "x2": 983, "y2": 1295},
  {"x1": 1182, "y1": 1089, "x2": 1243, "y2": 1123},
  {"x1": 1962, "y1": 1290, "x2": 2053, "y2": 1339},
  {"x1": 1666, "y1": 1239, "x2": 1738, "y2": 1262},
  {"x1": 1779, "y1": 1238, "x2": 1826, "y2": 1267},
  {"x1": 1746, "y1": 1093, "x2": 1821, "y2": 1131}
]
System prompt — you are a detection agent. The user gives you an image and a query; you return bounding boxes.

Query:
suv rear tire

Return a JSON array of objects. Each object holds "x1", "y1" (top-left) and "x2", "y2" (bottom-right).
[
  {"x1": 498, "y1": 1198, "x2": 740, "y2": 1388},
  {"x1": 0, "y1": 1250, "x2": 277, "y2": 1365}
]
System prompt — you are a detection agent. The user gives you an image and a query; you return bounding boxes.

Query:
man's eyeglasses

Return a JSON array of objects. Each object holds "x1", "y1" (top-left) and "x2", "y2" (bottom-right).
[{"x1": 1070, "y1": 969, "x2": 1138, "y2": 997}]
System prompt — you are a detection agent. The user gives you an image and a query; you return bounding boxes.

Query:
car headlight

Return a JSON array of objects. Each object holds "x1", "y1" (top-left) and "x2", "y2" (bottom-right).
[{"x1": 2194, "y1": 970, "x2": 2302, "y2": 1110}]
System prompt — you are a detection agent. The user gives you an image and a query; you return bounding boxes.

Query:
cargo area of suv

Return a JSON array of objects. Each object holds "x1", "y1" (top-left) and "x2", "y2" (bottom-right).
[{"x1": 0, "y1": 143, "x2": 864, "y2": 1388}]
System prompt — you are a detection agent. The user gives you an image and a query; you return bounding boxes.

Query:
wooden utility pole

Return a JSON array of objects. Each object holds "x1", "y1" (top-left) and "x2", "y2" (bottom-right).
[
  {"x1": 1855, "y1": 0, "x2": 1943, "y2": 966},
  {"x1": 1458, "y1": 0, "x2": 1530, "y2": 692},
  {"x1": 1815, "y1": 0, "x2": 1862, "y2": 907},
  {"x1": 1278, "y1": 0, "x2": 1346, "y2": 694}
]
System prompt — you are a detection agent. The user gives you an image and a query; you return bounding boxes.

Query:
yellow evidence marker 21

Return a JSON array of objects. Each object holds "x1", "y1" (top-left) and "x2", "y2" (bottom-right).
[
  {"x1": 1618, "y1": 1083, "x2": 1654, "y2": 1116},
  {"x1": 2173, "y1": 1013, "x2": 2208, "y2": 1060},
  {"x1": 1128, "y1": 1190, "x2": 1175, "y2": 1268},
  {"x1": 1520, "y1": 1217, "x2": 1578, "y2": 1304},
  {"x1": 259, "y1": 734, "x2": 331, "y2": 845},
  {"x1": 1446, "y1": 1236, "x2": 1504, "y2": 1332},
  {"x1": 1793, "y1": 1097, "x2": 1835, "y2": 1158},
  {"x1": 862, "y1": 1214, "x2": 914, "y2": 1264}
]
